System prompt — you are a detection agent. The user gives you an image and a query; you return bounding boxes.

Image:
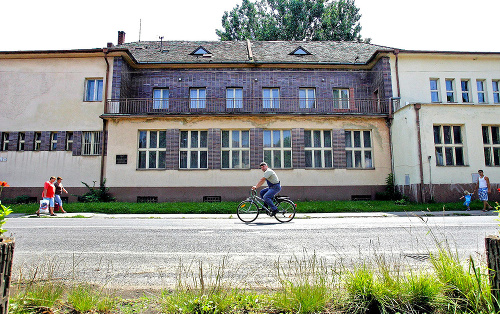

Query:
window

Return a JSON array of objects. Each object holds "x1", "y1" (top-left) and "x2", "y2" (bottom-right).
[
  {"x1": 153, "y1": 89, "x2": 169, "y2": 109},
  {"x1": 82, "y1": 131, "x2": 102, "y2": 156},
  {"x1": 304, "y1": 130, "x2": 333, "y2": 168},
  {"x1": 34, "y1": 132, "x2": 41, "y2": 151},
  {"x1": 445, "y1": 79, "x2": 455, "y2": 102},
  {"x1": 263, "y1": 88, "x2": 280, "y2": 109},
  {"x1": 433, "y1": 125, "x2": 464, "y2": 166},
  {"x1": 461, "y1": 80, "x2": 471, "y2": 102},
  {"x1": 18, "y1": 132, "x2": 25, "y2": 151},
  {"x1": 299, "y1": 88, "x2": 316, "y2": 108},
  {"x1": 477, "y1": 80, "x2": 487, "y2": 103},
  {"x1": 138, "y1": 130, "x2": 167, "y2": 169},
  {"x1": 221, "y1": 130, "x2": 250, "y2": 169},
  {"x1": 430, "y1": 79, "x2": 440, "y2": 102},
  {"x1": 263, "y1": 130, "x2": 292, "y2": 168},
  {"x1": 190, "y1": 88, "x2": 206, "y2": 108},
  {"x1": 333, "y1": 88, "x2": 350, "y2": 109},
  {"x1": 345, "y1": 130, "x2": 373, "y2": 168},
  {"x1": 493, "y1": 81, "x2": 500, "y2": 103},
  {"x1": 180, "y1": 130, "x2": 208, "y2": 169},
  {"x1": 1, "y1": 133, "x2": 8, "y2": 151},
  {"x1": 84, "y1": 79, "x2": 103, "y2": 101},
  {"x1": 50, "y1": 132, "x2": 58, "y2": 151},
  {"x1": 66, "y1": 132, "x2": 73, "y2": 151},
  {"x1": 290, "y1": 46, "x2": 311, "y2": 55},
  {"x1": 226, "y1": 88, "x2": 243, "y2": 108},
  {"x1": 482, "y1": 126, "x2": 500, "y2": 166}
]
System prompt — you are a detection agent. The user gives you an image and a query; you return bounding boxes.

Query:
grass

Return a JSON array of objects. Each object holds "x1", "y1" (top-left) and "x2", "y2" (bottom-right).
[{"x1": 6, "y1": 199, "x2": 486, "y2": 215}]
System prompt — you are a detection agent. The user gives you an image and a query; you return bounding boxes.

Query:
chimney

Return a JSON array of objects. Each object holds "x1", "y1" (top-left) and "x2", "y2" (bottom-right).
[{"x1": 118, "y1": 31, "x2": 126, "y2": 45}]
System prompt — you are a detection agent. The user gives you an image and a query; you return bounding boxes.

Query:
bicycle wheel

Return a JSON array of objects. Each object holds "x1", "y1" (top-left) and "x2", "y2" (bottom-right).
[
  {"x1": 274, "y1": 199, "x2": 296, "y2": 222},
  {"x1": 237, "y1": 200, "x2": 260, "y2": 223}
]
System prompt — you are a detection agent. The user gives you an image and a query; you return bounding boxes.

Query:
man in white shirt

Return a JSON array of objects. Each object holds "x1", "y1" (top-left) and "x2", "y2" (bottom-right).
[
  {"x1": 474, "y1": 169, "x2": 494, "y2": 212},
  {"x1": 252, "y1": 162, "x2": 281, "y2": 216}
]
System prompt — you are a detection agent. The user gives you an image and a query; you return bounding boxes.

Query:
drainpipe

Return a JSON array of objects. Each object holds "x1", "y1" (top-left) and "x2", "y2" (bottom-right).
[
  {"x1": 100, "y1": 49, "x2": 110, "y2": 186},
  {"x1": 414, "y1": 103, "x2": 424, "y2": 203},
  {"x1": 394, "y1": 49, "x2": 401, "y2": 98}
]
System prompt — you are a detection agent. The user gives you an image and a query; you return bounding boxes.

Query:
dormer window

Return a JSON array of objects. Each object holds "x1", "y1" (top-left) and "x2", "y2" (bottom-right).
[
  {"x1": 190, "y1": 46, "x2": 212, "y2": 57},
  {"x1": 290, "y1": 46, "x2": 311, "y2": 56}
]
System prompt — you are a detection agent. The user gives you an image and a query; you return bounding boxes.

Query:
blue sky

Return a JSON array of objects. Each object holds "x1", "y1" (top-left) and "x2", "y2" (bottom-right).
[{"x1": 1, "y1": 0, "x2": 498, "y2": 52}]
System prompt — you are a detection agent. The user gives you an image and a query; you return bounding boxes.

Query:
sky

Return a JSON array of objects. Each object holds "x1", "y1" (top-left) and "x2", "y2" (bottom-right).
[{"x1": 1, "y1": 0, "x2": 499, "y2": 52}]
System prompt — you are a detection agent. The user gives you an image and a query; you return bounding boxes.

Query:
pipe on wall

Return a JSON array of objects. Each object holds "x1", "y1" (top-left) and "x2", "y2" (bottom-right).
[
  {"x1": 414, "y1": 103, "x2": 424, "y2": 202},
  {"x1": 100, "y1": 49, "x2": 110, "y2": 186}
]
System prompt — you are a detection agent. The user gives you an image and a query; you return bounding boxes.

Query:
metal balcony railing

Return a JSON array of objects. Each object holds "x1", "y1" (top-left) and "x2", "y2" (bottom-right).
[{"x1": 104, "y1": 97, "x2": 394, "y2": 115}]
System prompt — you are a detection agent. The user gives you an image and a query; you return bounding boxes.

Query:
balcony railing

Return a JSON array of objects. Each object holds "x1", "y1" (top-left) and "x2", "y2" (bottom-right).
[{"x1": 104, "y1": 97, "x2": 395, "y2": 115}]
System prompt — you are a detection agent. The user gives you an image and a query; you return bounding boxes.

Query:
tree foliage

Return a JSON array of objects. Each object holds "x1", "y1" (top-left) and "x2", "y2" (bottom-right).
[{"x1": 216, "y1": 0, "x2": 367, "y2": 42}]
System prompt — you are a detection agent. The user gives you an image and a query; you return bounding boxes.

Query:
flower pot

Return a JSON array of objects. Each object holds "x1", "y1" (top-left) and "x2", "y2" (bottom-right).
[{"x1": 0, "y1": 238, "x2": 14, "y2": 314}]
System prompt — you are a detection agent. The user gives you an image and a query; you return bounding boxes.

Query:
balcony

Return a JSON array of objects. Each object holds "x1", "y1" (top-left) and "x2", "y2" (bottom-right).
[{"x1": 104, "y1": 97, "x2": 395, "y2": 116}]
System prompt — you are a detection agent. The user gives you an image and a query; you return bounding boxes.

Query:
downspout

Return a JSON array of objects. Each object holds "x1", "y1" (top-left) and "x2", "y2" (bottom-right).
[
  {"x1": 394, "y1": 49, "x2": 401, "y2": 98},
  {"x1": 414, "y1": 103, "x2": 424, "y2": 203},
  {"x1": 100, "y1": 49, "x2": 110, "y2": 186}
]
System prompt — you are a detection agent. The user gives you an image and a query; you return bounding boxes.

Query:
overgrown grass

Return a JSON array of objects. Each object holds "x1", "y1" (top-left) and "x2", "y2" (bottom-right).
[{"x1": 7, "y1": 199, "x2": 485, "y2": 215}]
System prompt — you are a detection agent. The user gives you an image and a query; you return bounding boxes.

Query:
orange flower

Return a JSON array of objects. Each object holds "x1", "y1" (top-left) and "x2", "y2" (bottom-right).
[{"x1": 0, "y1": 182, "x2": 9, "y2": 187}]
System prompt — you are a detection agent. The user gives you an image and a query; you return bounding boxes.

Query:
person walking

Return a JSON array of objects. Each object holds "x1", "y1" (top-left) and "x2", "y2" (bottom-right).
[
  {"x1": 54, "y1": 177, "x2": 68, "y2": 213},
  {"x1": 474, "y1": 169, "x2": 494, "y2": 212},
  {"x1": 38, "y1": 176, "x2": 57, "y2": 216},
  {"x1": 252, "y1": 162, "x2": 281, "y2": 216}
]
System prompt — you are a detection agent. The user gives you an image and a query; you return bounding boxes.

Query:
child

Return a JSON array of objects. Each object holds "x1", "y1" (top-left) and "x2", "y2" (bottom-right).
[{"x1": 460, "y1": 190, "x2": 472, "y2": 211}]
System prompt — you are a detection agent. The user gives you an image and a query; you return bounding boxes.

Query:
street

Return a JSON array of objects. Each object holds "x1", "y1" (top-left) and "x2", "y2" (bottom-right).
[{"x1": 5, "y1": 212, "x2": 499, "y2": 290}]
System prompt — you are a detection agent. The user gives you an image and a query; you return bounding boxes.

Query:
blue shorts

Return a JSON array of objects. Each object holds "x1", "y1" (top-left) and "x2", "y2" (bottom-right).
[
  {"x1": 43, "y1": 197, "x2": 54, "y2": 207},
  {"x1": 478, "y1": 188, "x2": 489, "y2": 201}
]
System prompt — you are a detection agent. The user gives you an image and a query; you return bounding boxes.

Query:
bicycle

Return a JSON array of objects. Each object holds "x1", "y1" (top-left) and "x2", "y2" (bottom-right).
[{"x1": 237, "y1": 190, "x2": 296, "y2": 223}]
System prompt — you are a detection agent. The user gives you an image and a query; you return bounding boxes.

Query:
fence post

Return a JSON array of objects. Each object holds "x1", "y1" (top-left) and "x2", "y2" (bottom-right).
[{"x1": 486, "y1": 235, "x2": 500, "y2": 302}]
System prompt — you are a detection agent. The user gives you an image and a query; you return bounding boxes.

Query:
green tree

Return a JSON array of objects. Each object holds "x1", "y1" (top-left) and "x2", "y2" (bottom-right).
[{"x1": 216, "y1": 0, "x2": 366, "y2": 41}]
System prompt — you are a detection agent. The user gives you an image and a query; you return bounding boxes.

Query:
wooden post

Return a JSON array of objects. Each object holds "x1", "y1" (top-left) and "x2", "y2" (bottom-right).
[{"x1": 486, "y1": 235, "x2": 500, "y2": 302}]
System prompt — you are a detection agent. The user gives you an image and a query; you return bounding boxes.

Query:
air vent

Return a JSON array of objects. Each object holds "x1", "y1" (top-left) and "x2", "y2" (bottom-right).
[{"x1": 203, "y1": 196, "x2": 221, "y2": 202}]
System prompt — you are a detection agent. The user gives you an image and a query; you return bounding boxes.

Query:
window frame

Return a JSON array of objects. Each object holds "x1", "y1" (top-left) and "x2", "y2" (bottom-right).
[
  {"x1": 18, "y1": 132, "x2": 25, "y2": 151},
  {"x1": 66, "y1": 132, "x2": 73, "y2": 151},
  {"x1": 84, "y1": 78, "x2": 104, "y2": 102},
  {"x1": 221, "y1": 130, "x2": 250, "y2": 169},
  {"x1": 190, "y1": 88, "x2": 206, "y2": 109},
  {"x1": 50, "y1": 132, "x2": 58, "y2": 151},
  {"x1": 476, "y1": 80, "x2": 487, "y2": 103},
  {"x1": 137, "y1": 130, "x2": 167, "y2": 169},
  {"x1": 153, "y1": 88, "x2": 169, "y2": 109},
  {"x1": 299, "y1": 88, "x2": 316, "y2": 109},
  {"x1": 430, "y1": 78, "x2": 440, "y2": 103},
  {"x1": 1, "y1": 133, "x2": 9, "y2": 151},
  {"x1": 433, "y1": 125, "x2": 465, "y2": 166},
  {"x1": 445, "y1": 79, "x2": 455, "y2": 103},
  {"x1": 345, "y1": 130, "x2": 374, "y2": 169},
  {"x1": 461, "y1": 79, "x2": 471, "y2": 103},
  {"x1": 179, "y1": 130, "x2": 208, "y2": 169},
  {"x1": 263, "y1": 130, "x2": 292, "y2": 169},
  {"x1": 226, "y1": 88, "x2": 243, "y2": 109},
  {"x1": 493, "y1": 80, "x2": 500, "y2": 104},
  {"x1": 333, "y1": 88, "x2": 350, "y2": 109},
  {"x1": 34, "y1": 132, "x2": 41, "y2": 151},
  {"x1": 482, "y1": 125, "x2": 500, "y2": 166},
  {"x1": 82, "y1": 131, "x2": 102, "y2": 156},
  {"x1": 262, "y1": 88, "x2": 280, "y2": 109},
  {"x1": 304, "y1": 130, "x2": 333, "y2": 168}
]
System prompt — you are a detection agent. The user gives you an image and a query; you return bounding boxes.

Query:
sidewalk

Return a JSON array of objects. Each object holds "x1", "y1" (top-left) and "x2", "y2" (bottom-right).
[{"x1": 15, "y1": 209, "x2": 498, "y2": 219}]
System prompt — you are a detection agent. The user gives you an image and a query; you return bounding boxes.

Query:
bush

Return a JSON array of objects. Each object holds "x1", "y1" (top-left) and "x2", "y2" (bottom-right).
[{"x1": 78, "y1": 179, "x2": 115, "y2": 203}]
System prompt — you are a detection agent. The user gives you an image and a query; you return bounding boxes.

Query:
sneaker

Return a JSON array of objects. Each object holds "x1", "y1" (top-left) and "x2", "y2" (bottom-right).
[
  {"x1": 36, "y1": 212, "x2": 40, "y2": 217},
  {"x1": 50, "y1": 214, "x2": 57, "y2": 216},
  {"x1": 270, "y1": 210, "x2": 278, "y2": 217}
]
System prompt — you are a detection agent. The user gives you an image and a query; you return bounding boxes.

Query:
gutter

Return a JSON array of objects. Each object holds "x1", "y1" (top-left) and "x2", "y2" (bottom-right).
[
  {"x1": 100, "y1": 49, "x2": 110, "y2": 187},
  {"x1": 414, "y1": 103, "x2": 425, "y2": 203}
]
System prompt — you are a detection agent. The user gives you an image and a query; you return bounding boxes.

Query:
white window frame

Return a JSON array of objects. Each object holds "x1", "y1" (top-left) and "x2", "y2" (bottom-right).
[
  {"x1": 345, "y1": 130, "x2": 373, "y2": 169},
  {"x1": 304, "y1": 130, "x2": 333, "y2": 168},
  {"x1": 82, "y1": 131, "x2": 102, "y2": 156},
  {"x1": 153, "y1": 89, "x2": 169, "y2": 109},
  {"x1": 430, "y1": 78, "x2": 440, "y2": 102},
  {"x1": 433, "y1": 125, "x2": 465, "y2": 166},
  {"x1": 138, "y1": 130, "x2": 167, "y2": 169},
  {"x1": 18, "y1": 132, "x2": 25, "y2": 151},
  {"x1": 333, "y1": 88, "x2": 350, "y2": 109},
  {"x1": 482, "y1": 125, "x2": 500, "y2": 166},
  {"x1": 476, "y1": 80, "x2": 487, "y2": 103},
  {"x1": 50, "y1": 132, "x2": 58, "y2": 151},
  {"x1": 445, "y1": 79, "x2": 455, "y2": 103},
  {"x1": 179, "y1": 130, "x2": 208, "y2": 169},
  {"x1": 221, "y1": 130, "x2": 250, "y2": 169},
  {"x1": 34, "y1": 132, "x2": 41, "y2": 151},
  {"x1": 299, "y1": 88, "x2": 316, "y2": 109},
  {"x1": 1, "y1": 133, "x2": 9, "y2": 151},
  {"x1": 461, "y1": 79, "x2": 471, "y2": 103},
  {"x1": 190, "y1": 88, "x2": 206, "y2": 108},
  {"x1": 263, "y1": 130, "x2": 292, "y2": 168},
  {"x1": 263, "y1": 88, "x2": 280, "y2": 109},
  {"x1": 66, "y1": 132, "x2": 73, "y2": 151},
  {"x1": 493, "y1": 80, "x2": 500, "y2": 104},
  {"x1": 84, "y1": 78, "x2": 103, "y2": 102},
  {"x1": 226, "y1": 88, "x2": 243, "y2": 109}
]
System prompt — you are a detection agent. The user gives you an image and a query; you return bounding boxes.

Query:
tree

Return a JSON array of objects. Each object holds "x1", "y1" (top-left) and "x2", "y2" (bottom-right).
[{"x1": 216, "y1": 0, "x2": 366, "y2": 42}]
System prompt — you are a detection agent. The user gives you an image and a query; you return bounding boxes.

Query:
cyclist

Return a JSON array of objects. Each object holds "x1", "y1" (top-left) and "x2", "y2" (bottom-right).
[{"x1": 252, "y1": 162, "x2": 281, "y2": 216}]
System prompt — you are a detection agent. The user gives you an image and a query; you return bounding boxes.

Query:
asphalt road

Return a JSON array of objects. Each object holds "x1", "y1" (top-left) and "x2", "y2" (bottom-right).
[{"x1": 5, "y1": 212, "x2": 499, "y2": 290}]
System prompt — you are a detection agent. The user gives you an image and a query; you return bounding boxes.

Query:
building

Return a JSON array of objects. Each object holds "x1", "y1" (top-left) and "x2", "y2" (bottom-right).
[
  {"x1": 390, "y1": 50, "x2": 500, "y2": 202},
  {"x1": 1, "y1": 34, "x2": 398, "y2": 202}
]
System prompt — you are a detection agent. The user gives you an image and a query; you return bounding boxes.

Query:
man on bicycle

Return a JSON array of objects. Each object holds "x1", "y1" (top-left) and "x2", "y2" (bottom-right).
[{"x1": 252, "y1": 162, "x2": 281, "y2": 216}]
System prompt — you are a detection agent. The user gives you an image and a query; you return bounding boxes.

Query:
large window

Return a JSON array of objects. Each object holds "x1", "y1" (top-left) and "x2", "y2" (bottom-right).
[
  {"x1": 84, "y1": 79, "x2": 103, "y2": 101},
  {"x1": 226, "y1": 88, "x2": 243, "y2": 108},
  {"x1": 263, "y1": 88, "x2": 280, "y2": 109},
  {"x1": 430, "y1": 79, "x2": 440, "y2": 102},
  {"x1": 477, "y1": 80, "x2": 487, "y2": 103},
  {"x1": 50, "y1": 132, "x2": 58, "y2": 151},
  {"x1": 138, "y1": 130, "x2": 166, "y2": 169},
  {"x1": 345, "y1": 130, "x2": 373, "y2": 168},
  {"x1": 153, "y1": 89, "x2": 169, "y2": 109},
  {"x1": 299, "y1": 88, "x2": 316, "y2": 109},
  {"x1": 82, "y1": 131, "x2": 102, "y2": 156},
  {"x1": 263, "y1": 130, "x2": 292, "y2": 168},
  {"x1": 180, "y1": 130, "x2": 208, "y2": 169},
  {"x1": 445, "y1": 79, "x2": 455, "y2": 102},
  {"x1": 304, "y1": 130, "x2": 333, "y2": 168},
  {"x1": 333, "y1": 88, "x2": 350, "y2": 109},
  {"x1": 221, "y1": 130, "x2": 250, "y2": 169},
  {"x1": 18, "y1": 132, "x2": 25, "y2": 151},
  {"x1": 483, "y1": 126, "x2": 500, "y2": 166},
  {"x1": 461, "y1": 79, "x2": 471, "y2": 102},
  {"x1": 1, "y1": 133, "x2": 8, "y2": 151},
  {"x1": 190, "y1": 88, "x2": 206, "y2": 108},
  {"x1": 493, "y1": 81, "x2": 500, "y2": 104},
  {"x1": 433, "y1": 125, "x2": 464, "y2": 166}
]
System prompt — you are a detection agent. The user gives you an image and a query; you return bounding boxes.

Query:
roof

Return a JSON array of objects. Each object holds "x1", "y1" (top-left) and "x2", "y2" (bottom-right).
[{"x1": 115, "y1": 40, "x2": 394, "y2": 65}]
